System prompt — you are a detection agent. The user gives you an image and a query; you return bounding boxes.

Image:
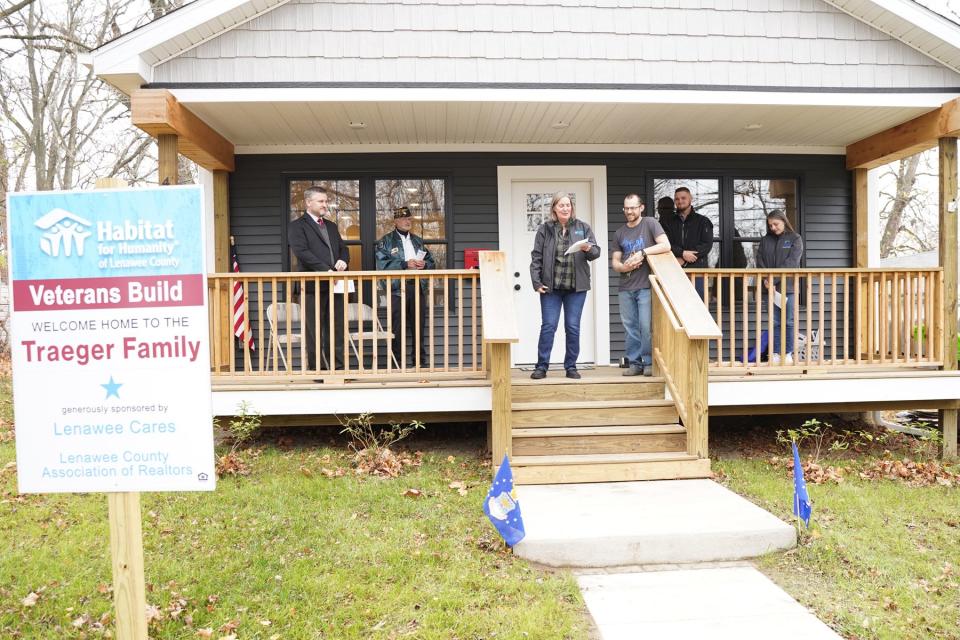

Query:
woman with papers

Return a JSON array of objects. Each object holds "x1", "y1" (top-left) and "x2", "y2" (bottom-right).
[
  {"x1": 757, "y1": 209, "x2": 804, "y2": 365},
  {"x1": 528, "y1": 193, "x2": 601, "y2": 379}
]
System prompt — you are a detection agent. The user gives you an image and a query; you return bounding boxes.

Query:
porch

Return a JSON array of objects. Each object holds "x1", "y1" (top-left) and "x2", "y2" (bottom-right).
[{"x1": 208, "y1": 252, "x2": 960, "y2": 481}]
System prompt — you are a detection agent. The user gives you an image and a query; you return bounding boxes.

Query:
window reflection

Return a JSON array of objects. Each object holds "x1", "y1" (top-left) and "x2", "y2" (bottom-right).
[
  {"x1": 653, "y1": 178, "x2": 721, "y2": 268},
  {"x1": 733, "y1": 179, "x2": 797, "y2": 268},
  {"x1": 289, "y1": 179, "x2": 362, "y2": 270}
]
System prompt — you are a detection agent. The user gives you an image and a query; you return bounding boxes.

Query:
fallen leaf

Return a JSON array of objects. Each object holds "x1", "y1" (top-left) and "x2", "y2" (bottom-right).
[
  {"x1": 196, "y1": 629, "x2": 213, "y2": 639},
  {"x1": 21, "y1": 592, "x2": 39, "y2": 607},
  {"x1": 449, "y1": 481, "x2": 469, "y2": 496},
  {"x1": 145, "y1": 604, "x2": 163, "y2": 624},
  {"x1": 299, "y1": 465, "x2": 313, "y2": 478},
  {"x1": 403, "y1": 488, "x2": 423, "y2": 498},
  {"x1": 446, "y1": 455, "x2": 456, "y2": 463},
  {"x1": 260, "y1": 619, "x2": 272, "y2": 626}
]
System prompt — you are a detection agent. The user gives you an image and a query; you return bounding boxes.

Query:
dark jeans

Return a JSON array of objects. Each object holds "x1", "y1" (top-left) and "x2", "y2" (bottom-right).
[
  {"x1": 391, "y1": 281, "x2": 428, "y2": 368},
  {"x1": 536, "y1": 289, "x2": 587, "y2": 371},
  {"x1": 303, "y1": 282, "x2": 344, "y2": 370},
  {"x1": 772, "y1": 292, "x2": 795, "y2": 355}
]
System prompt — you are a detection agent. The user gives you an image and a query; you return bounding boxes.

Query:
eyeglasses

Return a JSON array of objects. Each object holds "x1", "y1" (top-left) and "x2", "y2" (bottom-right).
[{"x1": 623, "y1": 206, "x2": 642, "y2": 211}]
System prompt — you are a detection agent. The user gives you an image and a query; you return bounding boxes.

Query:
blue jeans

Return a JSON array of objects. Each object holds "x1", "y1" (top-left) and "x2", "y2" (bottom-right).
[
  {"x1": 772, "y1": 293, "x2": 795, "y2": 355},
  {"x1": 618, "y1": 288, "x2": 652, "y2": 368},
  {"x1": 537, "y1": 289, "x2": 587, "y2": 370}
]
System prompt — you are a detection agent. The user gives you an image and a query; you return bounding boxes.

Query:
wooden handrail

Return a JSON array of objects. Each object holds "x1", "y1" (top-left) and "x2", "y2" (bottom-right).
[
  {"x1": 647, "y1": 253, "x2": 721, "y2": 339},
  {"x1": 478, "y1": 251, "x2": 519, "y2": 344}
]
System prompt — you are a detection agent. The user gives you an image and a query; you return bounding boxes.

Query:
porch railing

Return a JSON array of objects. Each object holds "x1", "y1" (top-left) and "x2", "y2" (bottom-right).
[
  {"x1": 208, "y1": 270, "x2": 483, "y2": 381},
  {"x1": 686, "y1": 268, "x2": 945, "y2": 370},
  {"x1": 648, "y1": 254, "x2": 722, "y2": 459}
]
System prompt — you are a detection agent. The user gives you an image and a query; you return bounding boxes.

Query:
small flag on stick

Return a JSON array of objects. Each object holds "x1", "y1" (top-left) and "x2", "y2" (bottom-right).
[
  {"x1": 792, "y1": 442, "x2": 812, "y2": 528},
  {"x1": 483, "y1": 455, "x2": 526, "y2": 547},
  {"x1": 231, "y1": 246, "x2": 255, "y2": 351}
]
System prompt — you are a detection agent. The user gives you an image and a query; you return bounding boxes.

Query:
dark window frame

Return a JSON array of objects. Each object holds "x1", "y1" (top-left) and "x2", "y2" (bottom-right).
[
  {"x1": 282, "y1": 172, "x2": 453, "y2": 272},
  {"x1": 646, "y1": 171, "x2": 804, "y2": 268}
]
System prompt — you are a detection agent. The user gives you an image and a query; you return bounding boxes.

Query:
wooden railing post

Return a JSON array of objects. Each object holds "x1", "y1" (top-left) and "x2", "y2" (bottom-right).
[
  {"x1": 685, "y1": 339, "x2": 709, "y2": 458},
  {"x1": 478, "y1": 252, "x2": 519, "y2": 468}
]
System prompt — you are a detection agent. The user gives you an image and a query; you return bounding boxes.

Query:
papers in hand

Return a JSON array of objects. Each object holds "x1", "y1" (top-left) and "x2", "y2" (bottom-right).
[
  {"x1": 565, "y1": 238, "x2": 591, "y2": 255},
  {"x1": 415, "y1": 249, "x2": 427, "y2": 261},
  {"x1": 330, "y1": 274, "x2": 356, "y2": 294}
]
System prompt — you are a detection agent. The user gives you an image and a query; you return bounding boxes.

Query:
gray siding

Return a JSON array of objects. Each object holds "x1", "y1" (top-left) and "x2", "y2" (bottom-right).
[
  {"x1": 154, "y1": 0, "x2": 960, "y2": 88},
  {"x1": 229, "y1": 151, "x2": 850, "y2": 363}
]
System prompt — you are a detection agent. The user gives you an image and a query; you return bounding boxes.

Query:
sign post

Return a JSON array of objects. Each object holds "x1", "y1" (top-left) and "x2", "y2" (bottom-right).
[{"x1": 7, "y1": 184, "x2": 215, "y2": 638}]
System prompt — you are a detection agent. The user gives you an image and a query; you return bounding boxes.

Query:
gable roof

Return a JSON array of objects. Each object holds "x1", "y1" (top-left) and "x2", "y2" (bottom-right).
[
  {"x1": 822, "y1": 0, "x2": 960, "y2": 72},
  {"x1": 88, "y1": 0, "x2": 960, "y2": 95}
]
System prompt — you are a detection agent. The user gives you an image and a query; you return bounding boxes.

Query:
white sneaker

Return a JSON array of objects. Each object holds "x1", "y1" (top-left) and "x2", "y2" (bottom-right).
[
  {"x1": 785, "y1": 353, "x2": 794, "y2": 365},
  {"x1": 770, "y1": 353, "x2": 781, "y2": 365}
]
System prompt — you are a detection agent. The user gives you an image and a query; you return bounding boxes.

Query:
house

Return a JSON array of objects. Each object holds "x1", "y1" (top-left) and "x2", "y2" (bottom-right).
[{"x1": 88, "y1": 0, "x2": 960, "y2": 483}]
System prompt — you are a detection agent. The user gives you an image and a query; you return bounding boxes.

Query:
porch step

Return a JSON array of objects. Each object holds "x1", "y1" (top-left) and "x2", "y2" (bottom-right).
[
  {"x1": 512, "y1": 424, "x2": 686, "y2": 456},
  {"x1": 511, "y1": 400, "x2": 678, "y2": 428},
  {"x1": 511, "y1": 453, "x2": 708, "y2": 485},
  {"x1": 511, "y1": 380, "x2": 664, "y2": 403}
]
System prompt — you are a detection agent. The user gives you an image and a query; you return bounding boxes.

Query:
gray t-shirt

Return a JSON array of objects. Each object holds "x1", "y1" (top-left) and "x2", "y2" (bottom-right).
[{"x1": 613, "y1": 217, "x2": 665, "y2": 291}]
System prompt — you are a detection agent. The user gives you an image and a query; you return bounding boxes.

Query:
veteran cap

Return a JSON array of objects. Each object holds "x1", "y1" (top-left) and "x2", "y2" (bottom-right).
[{"x1": 393, "y1": 206, "x2": 413, "y2": 219}]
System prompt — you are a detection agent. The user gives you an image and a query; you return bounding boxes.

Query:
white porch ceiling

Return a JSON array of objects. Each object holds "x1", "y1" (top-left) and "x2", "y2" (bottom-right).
[{"x1": 177, "y1": 93, "x2": 944, "y2": 153}]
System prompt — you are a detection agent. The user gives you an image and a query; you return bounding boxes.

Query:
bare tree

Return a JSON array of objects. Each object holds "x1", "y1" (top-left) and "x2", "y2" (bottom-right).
[{"x1": 878, "y1": 149, "x2": 939, "y2": 259}]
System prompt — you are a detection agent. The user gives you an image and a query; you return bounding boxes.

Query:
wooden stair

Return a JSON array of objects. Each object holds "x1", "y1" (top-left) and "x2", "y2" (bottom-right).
[{"x1": 510, "y1": 373, "x2": 711, "y2": 484}]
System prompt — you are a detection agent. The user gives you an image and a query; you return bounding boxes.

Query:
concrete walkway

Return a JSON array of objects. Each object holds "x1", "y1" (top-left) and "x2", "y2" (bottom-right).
[
  {"x1": 513, "y1": 480, "x2": 840, "y2": 638},
  {"x1": 577, "y1": 565, "x2": 841, "y2": 639},
  {"x1": 514, "y1": 479, "x2": 796, "y2": 567}
]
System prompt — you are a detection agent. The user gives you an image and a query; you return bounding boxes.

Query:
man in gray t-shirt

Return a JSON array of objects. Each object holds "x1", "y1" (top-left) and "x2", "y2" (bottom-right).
[{"x1": 611, "y1": 194, "x2": 672, "y2": 375}]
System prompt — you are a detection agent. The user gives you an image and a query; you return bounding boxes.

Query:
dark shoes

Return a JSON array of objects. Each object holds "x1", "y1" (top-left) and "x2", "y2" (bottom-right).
[
  {"x1": 643, "y1": 366, "x2": 653, "y2": 377},
  {"x1": 530, "y1": 368, "x2": 547, "y2": 380},
  {"x1": 622, "y1": 365, "x2": 643, "y2": 376},
  {"x1": 565, "y1": 368, "x2": 581, "y2": 379}
]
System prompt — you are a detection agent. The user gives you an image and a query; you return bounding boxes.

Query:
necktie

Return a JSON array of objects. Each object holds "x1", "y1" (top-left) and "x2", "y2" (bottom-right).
[{"x1": 315, "y1": 216, "x2": 324, "y2": 227}]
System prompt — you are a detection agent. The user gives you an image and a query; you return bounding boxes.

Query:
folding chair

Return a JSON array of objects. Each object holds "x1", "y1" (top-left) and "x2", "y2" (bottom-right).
[
  {"x1": 347, "y1": 302, "x2": 400, "y2": 370},
  {"x1": 265, "y1": 302, "x2": 302, "y2": 370}
]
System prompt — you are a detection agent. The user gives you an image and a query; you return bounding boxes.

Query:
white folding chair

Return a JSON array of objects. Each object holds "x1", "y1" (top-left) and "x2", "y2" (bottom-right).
[
  {"x1": 347, "y1": 302, "x2": 400, "y2": 369},
  {"x1": 266, "y1": 302, "x2": 302, "y2": 371}
]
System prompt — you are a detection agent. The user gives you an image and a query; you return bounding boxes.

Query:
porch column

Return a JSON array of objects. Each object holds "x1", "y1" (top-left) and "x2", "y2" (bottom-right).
[
  {"x1": 213, "y1": 170, "x2": 233, "y2": 369},
  {"x1": 157, "y1": 134, "x2": 178, "y2": 185},
  {"x1": 939, "y1": 136, "x2": 958, "y2": 458}
]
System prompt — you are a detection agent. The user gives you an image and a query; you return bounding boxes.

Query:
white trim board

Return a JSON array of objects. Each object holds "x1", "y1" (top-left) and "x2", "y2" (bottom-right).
[
  {"x1": 496, "y1": 165, "x2": 611, "y2": 367},
  {"x1": 709, "y1": 374, "x2": 960, "y2": 407},
  {"x1": 172, "y1": 87, "x2": 958, "y2": 108},
  {"x1": 212, "y1": 385, "x2": 491, "y2": 416},
  {"x1": 235, "y1": 143, "x2": 847, "y2": 156}
]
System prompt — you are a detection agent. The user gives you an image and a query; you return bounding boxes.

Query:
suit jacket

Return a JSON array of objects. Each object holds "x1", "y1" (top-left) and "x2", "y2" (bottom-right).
[
  {"x1": 288, "y1": 213, "x2": 350, "y2": 272},
  {"x1": 288, "y1": 214, "x2": 350, "y2": 293},
  {"x1": 375, "y1": 230, "x2": 436, "y2": 294}
]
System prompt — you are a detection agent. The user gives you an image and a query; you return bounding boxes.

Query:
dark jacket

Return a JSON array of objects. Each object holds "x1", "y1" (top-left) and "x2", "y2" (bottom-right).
[
  {"x1": 757, "y1": 230, "x2": 803, "y2": 292},
  {"x1": 287, "y1": 213, "x2": 350, "y2": 291},
  {"x1": 374, "y1": 230, "x2": 437, "y2": 294},
  {"x1": 530, "y1": 218, "x2": 601, "y2": 292},
  {"x1": 662, "y1": 208, "x2": 713, "y2": 268}
]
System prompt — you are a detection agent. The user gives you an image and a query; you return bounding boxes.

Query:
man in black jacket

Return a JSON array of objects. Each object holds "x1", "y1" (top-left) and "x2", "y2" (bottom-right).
[
  {"x1": 287, "y1": 186, "x2": 350, "y2": 370},
  {"x1": 661, "y1": 186, "x2": 713, "y2": 297}
]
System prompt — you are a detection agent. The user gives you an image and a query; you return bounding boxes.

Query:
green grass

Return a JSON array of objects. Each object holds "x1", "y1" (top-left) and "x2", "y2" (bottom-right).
[
  {"x1": 713, "y1": 420, "x2": 960, "y2": 640},
  {"x1": 0, "y1": 378, "x2": 588, "y2": 639}
]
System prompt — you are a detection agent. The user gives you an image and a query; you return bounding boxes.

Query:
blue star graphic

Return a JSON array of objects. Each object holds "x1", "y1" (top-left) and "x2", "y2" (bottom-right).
[{"x1": 101, "y1": 376, "x2": 122, "y2": 399}]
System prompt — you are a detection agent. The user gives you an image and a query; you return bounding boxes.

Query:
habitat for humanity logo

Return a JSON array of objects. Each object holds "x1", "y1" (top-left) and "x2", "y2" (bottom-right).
[{"x1": 34, "y1": 208, "x2": 92, "y2": 257}]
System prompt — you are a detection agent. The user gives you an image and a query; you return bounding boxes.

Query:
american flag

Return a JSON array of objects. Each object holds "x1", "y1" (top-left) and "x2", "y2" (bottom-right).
[{"x1": 232, "y1": 247, "x2": 255, "y2": 350}]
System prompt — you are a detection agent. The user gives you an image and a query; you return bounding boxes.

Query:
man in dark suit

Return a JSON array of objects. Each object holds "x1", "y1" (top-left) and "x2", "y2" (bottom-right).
[{"x1": 287, "y1": 186, "x2": 349, "y2": 370}]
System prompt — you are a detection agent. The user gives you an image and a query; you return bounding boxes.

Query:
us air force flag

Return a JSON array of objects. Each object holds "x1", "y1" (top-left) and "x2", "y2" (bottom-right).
[
  {"x1": 483, "y1": 455, "x2": 526, "y2": 547},
  {"x1": 792, "y1": 442, "x2": 813, "y2": 528}
]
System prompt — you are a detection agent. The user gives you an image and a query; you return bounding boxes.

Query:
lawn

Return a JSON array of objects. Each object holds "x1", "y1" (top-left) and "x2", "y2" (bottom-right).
[
  {"x1": 0, "y1": 376, "x2": 588, "y2": 639},
  {"x1": 712, "y1": 416, "x2": 960, "y2": 640}
]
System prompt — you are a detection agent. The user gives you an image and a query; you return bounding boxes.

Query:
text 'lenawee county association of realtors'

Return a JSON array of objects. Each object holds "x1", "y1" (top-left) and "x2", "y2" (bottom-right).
[{"x1": 7, "y1": 185, "x2": 215, "y2": 493}]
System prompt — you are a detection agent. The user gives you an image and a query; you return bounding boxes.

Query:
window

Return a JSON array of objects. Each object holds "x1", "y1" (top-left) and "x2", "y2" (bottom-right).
[
  {"x1": 733, "y1": 179, "x2": 798, "y2": 268},
  {"x1": 375, "y1": 179, "x2": 448, "y2": 273},
  {"x1": 652, "y1": 177, "x2": 721, "y2": 267},
  {"x1": 286, "y1": 176, "x2": 450, "y2": 273},
  {"x1": 289, "y1": 179, "x2": 362, "y2": 270},
  {"x1": 648, "y1": 175, "x2": 801, "y2": 268}
]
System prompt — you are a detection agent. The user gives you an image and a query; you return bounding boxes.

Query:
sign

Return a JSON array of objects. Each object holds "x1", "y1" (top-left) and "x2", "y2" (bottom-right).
[{"x1": 7, "y1": 186, "x2": 215, "y2": 493}]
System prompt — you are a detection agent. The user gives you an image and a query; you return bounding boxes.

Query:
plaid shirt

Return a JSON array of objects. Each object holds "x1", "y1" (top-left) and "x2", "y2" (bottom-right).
[{"x1": 553, "y1": 225, "x2": 576, "y2": 290}]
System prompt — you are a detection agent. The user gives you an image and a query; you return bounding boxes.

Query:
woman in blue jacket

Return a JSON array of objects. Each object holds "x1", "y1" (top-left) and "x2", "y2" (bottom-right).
[
  {"x1": 757, "y1": 210, "x2": 803, "y2": 365},
  {"x1": 529, "y1": 192, "x2": 601, "y2": 379}
]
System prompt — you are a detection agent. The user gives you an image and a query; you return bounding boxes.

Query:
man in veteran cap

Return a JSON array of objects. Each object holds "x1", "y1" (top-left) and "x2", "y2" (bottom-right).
[{"x1": 375, "y1": 207, "x2": 436, "y2": 368}]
